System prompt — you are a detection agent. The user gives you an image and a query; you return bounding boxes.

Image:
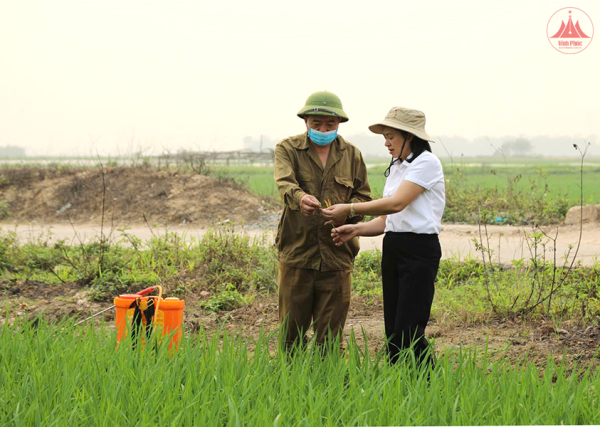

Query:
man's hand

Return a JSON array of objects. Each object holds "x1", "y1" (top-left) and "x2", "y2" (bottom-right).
[
  {"x1": 330, "y1": 224, "x2": 358, "y2": 246},
  {"x1": 300, "y1": 194, "x2": 321, "y2": 217}
]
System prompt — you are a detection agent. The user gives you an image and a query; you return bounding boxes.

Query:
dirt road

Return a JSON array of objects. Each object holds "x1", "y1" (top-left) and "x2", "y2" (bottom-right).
[{"x1": 3, "y1": 221, "x2": 599, "y2": 266}]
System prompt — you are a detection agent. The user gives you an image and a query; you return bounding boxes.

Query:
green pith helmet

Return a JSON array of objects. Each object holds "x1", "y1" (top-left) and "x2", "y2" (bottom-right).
[{"x1": 297, "y1": 91, "x2": 349, "y2": 122}]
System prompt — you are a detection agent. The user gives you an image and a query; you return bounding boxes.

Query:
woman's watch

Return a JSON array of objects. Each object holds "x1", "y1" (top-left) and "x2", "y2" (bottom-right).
[{"x1": 349, "y1": 203, "x2": 356, "y2": 218}]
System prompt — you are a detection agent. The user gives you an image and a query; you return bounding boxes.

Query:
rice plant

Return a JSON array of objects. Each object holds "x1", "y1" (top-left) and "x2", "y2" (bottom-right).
[{"x1": 1, "y1": 317, "x2": 599, "y2": 426}]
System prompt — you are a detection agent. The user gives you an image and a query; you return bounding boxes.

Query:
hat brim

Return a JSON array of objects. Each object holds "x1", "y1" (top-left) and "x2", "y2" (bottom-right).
[
  {"x1": 369, "y1": 119, "x2": 434, "y2": 142},
  {"x1": 298, "y1": 107, "x2": 349, "y2": 122}
]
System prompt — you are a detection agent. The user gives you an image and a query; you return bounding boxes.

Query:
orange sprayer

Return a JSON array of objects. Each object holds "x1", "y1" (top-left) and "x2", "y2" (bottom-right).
[{"x1": 114, "y1": 286, "x2": 185, "y2": 350}]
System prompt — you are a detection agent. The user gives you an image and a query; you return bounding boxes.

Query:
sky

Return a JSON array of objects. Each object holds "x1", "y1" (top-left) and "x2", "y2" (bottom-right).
[{"x1": 0, "y1": 0, "x2": 598, "y2": 157}]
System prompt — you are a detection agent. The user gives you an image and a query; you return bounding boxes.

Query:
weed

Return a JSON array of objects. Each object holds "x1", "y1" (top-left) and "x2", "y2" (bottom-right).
[
  {"x1": 0, "y1": 201, "x2": 10, "y2": 220},
  {"x1": 197, "y1": 227, "x2": 278, "y2": 294},
  {"x1": 199, "y1": 282, "x2": 254, "y2": 312},
  {"x1": 0, "y1": 225, "x2": 278, "y2": 306},
  {"x1": 0, "y1": 230, "x2": 18, "y2": 270},
  {"x1": 472, "y1": 142, "x2": 594, "y2": 320},
  {"x1": 352, "y1": 250, "x2": 382, "y2": 299},
  {"x1": 444, "y1": 166, "x2": 572, "y2": 224}
]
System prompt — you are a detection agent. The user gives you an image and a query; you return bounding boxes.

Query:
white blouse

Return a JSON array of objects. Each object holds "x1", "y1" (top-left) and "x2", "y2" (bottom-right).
[{"x1": 382, "y1": 151, "x2": 446, "y2": 234}]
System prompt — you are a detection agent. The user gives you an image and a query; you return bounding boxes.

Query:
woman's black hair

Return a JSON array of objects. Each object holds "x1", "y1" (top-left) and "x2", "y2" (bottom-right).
[
  {"x1": 400, "y1": 130, "x2": 432, "y2": 163},
  {"x1": 383, "y1": 130, "x2": 433, "y2": 176}
]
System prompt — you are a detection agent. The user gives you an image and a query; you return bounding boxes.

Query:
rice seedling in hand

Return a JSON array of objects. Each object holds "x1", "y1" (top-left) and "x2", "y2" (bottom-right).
[{"x1": 320, "y1": 199, "x2": 337, "y2": 229}]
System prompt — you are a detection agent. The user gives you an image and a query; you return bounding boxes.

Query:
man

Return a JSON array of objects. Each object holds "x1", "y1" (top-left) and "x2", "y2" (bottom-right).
[{"x1": 274, "y1": 90, "x2": 371, "y2": 350}]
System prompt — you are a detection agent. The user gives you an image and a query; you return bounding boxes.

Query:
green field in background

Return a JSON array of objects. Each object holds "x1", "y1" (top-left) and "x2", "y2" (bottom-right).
[{"x1": 213, "y1": 162, "x2": 600, "y2": 205}]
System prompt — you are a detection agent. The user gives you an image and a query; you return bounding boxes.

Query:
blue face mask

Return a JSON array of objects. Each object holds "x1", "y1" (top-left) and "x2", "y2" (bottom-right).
[{"x1": 308, "y1": 128, "x2": 338, "y2": 146}]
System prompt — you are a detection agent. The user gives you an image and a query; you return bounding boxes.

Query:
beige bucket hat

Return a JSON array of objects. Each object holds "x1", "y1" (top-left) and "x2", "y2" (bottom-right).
[{"x1": 369, "y1": 106, "x2": 434, "y2": 142}]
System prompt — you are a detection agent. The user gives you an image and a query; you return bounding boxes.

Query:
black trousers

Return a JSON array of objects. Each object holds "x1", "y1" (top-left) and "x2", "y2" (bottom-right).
[{"x1": 381, "y1": 232, "x2": 441, "y2": 365}]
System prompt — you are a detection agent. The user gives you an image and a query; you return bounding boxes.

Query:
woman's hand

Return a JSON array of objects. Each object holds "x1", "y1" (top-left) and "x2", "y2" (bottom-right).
[
  {"x1": 330, "y1": 224, "x2": 358, "y2": 246},
  {"x1": 321, "y1": 203, "x2": 351, "y2": 223}
]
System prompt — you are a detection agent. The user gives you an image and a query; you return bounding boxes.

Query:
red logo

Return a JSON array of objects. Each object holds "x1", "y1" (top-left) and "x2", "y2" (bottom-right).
[{"x1": 547, "y1": 8, "x2": 594, "y2": 54}]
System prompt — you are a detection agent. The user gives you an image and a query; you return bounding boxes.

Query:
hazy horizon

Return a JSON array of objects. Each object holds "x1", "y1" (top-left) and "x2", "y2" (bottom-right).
[
  {"x1": 2, "y1": 131, "x2": 597, "y2": 160},
  {"x1": 1, "y1": 1, "x2": 598, "y2": 157}
]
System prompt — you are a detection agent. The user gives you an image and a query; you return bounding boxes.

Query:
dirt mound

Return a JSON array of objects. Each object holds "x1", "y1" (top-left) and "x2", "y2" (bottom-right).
[
  {"x1": 565, "y1": 204, "x2": 600, "y2": 224},
  {"x1": 0, "y1": 166, "x2": 279, "y2": 226}
]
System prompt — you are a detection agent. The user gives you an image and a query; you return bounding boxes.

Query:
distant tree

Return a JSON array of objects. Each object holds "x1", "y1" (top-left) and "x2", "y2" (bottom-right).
[
  {"x1": 509, "y1": 138, "x2": 533, "y2": 157},
  {"x1": 0, "y1": 145, "x2": 26, "y2": 158},
  {"x1": 494, "y1": 138, "x2": 533, "y2": 157}
]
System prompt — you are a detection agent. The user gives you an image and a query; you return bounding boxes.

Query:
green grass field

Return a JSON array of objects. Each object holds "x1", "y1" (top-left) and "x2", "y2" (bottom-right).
[
  {"x1": 213, "y1": 162, "x2": 600, "y2": 203},
  {"x1": 2, "y1": 319, "x2": 600, "y2": 426},
  {"x1": 1, "y1": 158, "x2": 596, "y2": 225},
  {"x1": 3, "y1": 158, "x2": 599, "y2": 424},
  {"x1": 2, "y1": 223, "x2": 600, "y2": 425},
  {"x1": 3, "y1": 156, "x2": 598, "y2": 206}
]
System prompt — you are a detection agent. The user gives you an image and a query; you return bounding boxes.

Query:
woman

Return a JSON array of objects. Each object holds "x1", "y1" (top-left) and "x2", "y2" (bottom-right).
[{"x1": 321, "y1": 106, "x2": 445, "y2": 366}]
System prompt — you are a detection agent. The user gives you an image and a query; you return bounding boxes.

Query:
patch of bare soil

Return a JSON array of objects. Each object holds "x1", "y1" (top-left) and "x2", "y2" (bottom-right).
[
  {"x1": 0, "y1": 279, "x2": 110, "y2": 326},
  {"x1": 0, "y1": 166, "x2": 278, "y2": 227},
  {"x1": 3, "y1": 283, "x2": 599, "y2": 369}
]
